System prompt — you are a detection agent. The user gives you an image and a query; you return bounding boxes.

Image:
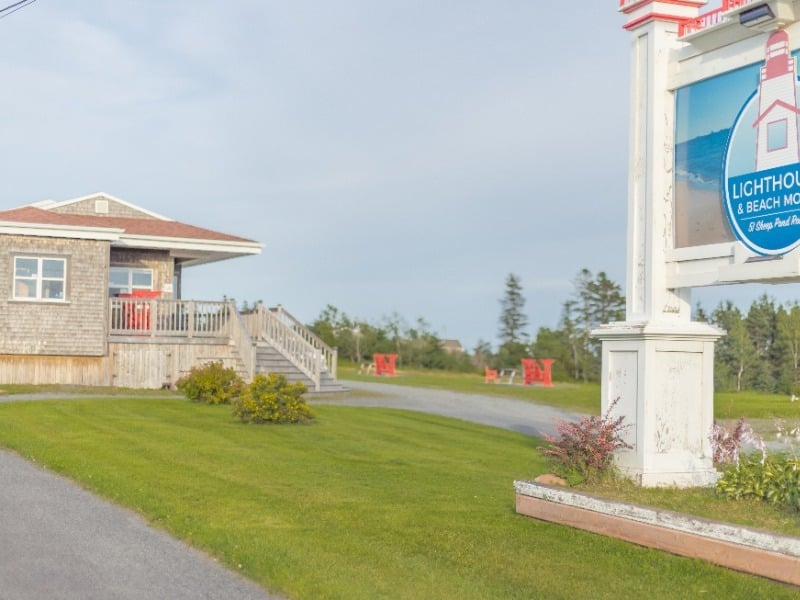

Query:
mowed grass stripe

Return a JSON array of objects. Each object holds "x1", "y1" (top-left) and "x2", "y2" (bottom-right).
[{"x1": 0, "y1": 398, "x2": 795, "y2": 599}]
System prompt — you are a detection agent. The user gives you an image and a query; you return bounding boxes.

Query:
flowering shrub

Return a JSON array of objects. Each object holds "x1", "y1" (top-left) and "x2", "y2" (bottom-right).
[
  {"x1": 176, "y1": 362, "x2": 244, "y2": 405},
  {"x1": 539, "y1": 398, "x2": 631, "y2": 484},
  {"x1": 712, "y1": 417, "x2": 800, "y2": 512},
  {"x1": 709, "y1": 417, "x2": 766, "y2": 467},
  {"x1": 232, "y1": 373, "x2": 313, "y2": 424}
]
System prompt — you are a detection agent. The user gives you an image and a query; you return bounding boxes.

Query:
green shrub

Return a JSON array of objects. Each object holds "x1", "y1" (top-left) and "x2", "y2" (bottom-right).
[
  {"x1": 176, "y1": 362, "x2": 244, "y2": 405},
  {"x1": 233, "y1": 373, "x2": 313, "y2": 424},
  {"x1": 716, "y1": 455, "x2": 800, "y2": 512}
]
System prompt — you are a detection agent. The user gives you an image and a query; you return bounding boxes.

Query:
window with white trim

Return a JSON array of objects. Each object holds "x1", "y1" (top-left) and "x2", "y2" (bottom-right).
[
  {"x1": 109, "y1": 267, "x2": 153, "y2": 296},
  {"x1": 14, "y1": 256, "x2": 67, "y2": 301}
]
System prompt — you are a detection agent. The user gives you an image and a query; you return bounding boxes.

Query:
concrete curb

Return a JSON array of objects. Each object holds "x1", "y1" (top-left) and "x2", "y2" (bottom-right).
[{"x1": 515, "y1": 481, "x2": 800, "y2": 586}]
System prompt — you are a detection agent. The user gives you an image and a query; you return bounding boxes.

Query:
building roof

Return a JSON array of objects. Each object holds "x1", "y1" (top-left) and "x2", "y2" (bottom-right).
[
  {"x1": 0, "y1": 194, "x2": 263, "y2": 267},
  {"x1": 0, "y1": 206, "x2": 255, "y2": 243}
]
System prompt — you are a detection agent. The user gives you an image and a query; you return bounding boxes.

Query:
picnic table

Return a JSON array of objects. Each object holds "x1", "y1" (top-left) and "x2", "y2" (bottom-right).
[
  {"x1": 498, "y1": 368, "x2": 516, "y2": 384},
  {"x1": 484, "y1": 367, "x2": 516, "y2": 384}
]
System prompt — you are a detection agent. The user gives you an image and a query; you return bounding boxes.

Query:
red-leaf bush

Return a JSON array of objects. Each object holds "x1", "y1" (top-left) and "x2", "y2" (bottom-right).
[{"x1": 539, "y1": 398, "x2": 631, "y2": 484}]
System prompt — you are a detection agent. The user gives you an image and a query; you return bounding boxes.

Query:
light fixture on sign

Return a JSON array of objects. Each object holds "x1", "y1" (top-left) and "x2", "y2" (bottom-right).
[{"x1": 739, "y1": 3, "x2": 776, "y2": 28}]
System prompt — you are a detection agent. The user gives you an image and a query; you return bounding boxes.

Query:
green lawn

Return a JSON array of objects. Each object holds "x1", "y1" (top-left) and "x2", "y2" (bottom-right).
[
  {"x1": 0, "y1": 397, "x2": 797, "y2": 599},
  {"x1": 0, "y1": 383, "x2": 178, "y2": 397},
  {"x1": 715, "y1": 390, "x2": 800, "y2": 420}
]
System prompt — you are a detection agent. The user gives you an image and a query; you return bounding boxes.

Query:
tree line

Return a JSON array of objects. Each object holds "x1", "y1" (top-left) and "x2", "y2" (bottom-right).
[
  {"x1": 306, "y1": 268, "x2": 626, "y2": 378},
  {"x1": 698, "y1": 295, "x2": 800, "y2": 394},
  {"x1": 306, "y1": 272, "x2": 800, "y2": 393},
  {"x1": 496, "y1": 269, "x2": 625, "y2": 383},
  {"x1": 308, "y1": 305, "x2": 474, "y2": 372}
]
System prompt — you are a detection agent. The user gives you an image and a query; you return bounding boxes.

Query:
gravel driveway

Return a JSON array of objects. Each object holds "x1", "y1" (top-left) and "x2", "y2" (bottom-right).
[{"x1": 312, "y1": 380, "x2": 584, "y2": 439}]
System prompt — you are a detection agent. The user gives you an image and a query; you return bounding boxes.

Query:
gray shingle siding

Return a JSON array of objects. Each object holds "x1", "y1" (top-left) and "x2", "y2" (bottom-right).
[
  {"x1": 51, "y1": 196, "x2": 160, "y2": 220},
  {"x1": 0, "y1": 235, "x2": 109, "y2": 356},
  {"x1": 110, "y1": 249, "x2": 174, "y2": 297}
]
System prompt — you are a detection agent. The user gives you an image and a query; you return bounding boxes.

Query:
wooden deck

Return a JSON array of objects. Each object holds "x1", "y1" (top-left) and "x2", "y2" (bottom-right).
[
  {"x1": 110, "y1": 300, "x2": 341, "y2": 390},
  {"x1": 0, "y1": 300, "x2": 340, "y2": 391}
]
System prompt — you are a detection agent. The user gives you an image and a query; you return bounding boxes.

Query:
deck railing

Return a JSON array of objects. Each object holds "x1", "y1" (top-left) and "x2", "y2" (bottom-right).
[
  {"x1": 109, "y1": 298, "x2": 232, "y2": 338},
  {"x1": 242, "y1": 303, "x2": 337, "y2": 392},
  {"x1": 269, "y1": 305, "x2": 338, "y2": 378}
]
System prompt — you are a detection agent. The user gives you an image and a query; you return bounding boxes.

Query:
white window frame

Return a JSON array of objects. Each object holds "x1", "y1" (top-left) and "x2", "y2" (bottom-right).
[
  {"x1": 767, "y1": 118, "x2": 788, "y2": 152},
  {"x1": 109, "y1": 267, "x2": 154, "y2": 296},
  {"x1": 13, "y1": 256, "x2": 67, "y2": 302}
]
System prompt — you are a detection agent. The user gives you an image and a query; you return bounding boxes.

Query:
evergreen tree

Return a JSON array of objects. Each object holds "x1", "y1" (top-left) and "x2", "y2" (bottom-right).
[
  {"x1": 693, "y1": 302, "x2": 708, "y2": 322},
  {"x1": 744, "y1": 294, "x2": 779, "y2": 392},
  {"x1": 563, "y1": 268, "x2": 625, "y2": 382},
  {"x1": 496, "y1": 274, "x2": 529, "y2": 366},
  {"x1": 498, "y1": 273, "x2": 528, "y2": 345}
]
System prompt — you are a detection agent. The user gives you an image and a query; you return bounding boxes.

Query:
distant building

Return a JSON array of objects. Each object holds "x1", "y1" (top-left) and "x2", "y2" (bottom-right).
[{"x1": 439, "y1": 339, "x2": 463, "y2": 355}]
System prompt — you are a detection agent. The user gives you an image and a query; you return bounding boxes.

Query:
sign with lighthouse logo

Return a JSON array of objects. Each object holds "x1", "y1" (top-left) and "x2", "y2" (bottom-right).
[{"x1": 724, "y1": 30, "x2": 800, "y2": 255}]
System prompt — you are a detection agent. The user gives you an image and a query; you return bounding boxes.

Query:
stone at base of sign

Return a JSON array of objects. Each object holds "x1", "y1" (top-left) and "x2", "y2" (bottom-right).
[
  {"x1": 514, "y1": 480, "x2": 800, "y2": 587},
  {"x1": 532, "y1": 473, "x2": 567, "y2": 487}
]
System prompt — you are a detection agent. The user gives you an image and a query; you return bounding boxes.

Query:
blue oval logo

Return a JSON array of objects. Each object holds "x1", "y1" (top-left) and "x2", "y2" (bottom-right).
[{"x1": 723, "y1": 30, "x2": 800, "y2": 255}]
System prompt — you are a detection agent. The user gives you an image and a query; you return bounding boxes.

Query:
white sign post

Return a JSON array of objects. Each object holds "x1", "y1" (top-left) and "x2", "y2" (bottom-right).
[
  {"x1": 595, "y1": 0, "x2": 724, "y2": 487},
  {"x1": 602, "y1": 0, "x2": 800, "y2": 486}
]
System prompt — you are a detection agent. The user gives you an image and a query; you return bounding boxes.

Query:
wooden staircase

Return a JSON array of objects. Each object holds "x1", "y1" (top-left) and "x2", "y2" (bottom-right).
[
  {"x1": 254, "y1": 343, "x2": 345, "y2": 393},
  {"x1": 235, "y1": 303, "x2": 344, "y2": 393}
]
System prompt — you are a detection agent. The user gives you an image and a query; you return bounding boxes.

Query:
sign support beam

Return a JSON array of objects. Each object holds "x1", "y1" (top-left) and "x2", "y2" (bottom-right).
[{"x1": 595, "y1": 1, "x2": 724, "y2": 487}]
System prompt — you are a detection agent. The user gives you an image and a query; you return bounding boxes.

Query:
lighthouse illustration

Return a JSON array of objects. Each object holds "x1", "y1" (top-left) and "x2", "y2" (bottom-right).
[{"x1": 753, "y1": 30, "x2": 800, "y2": 171}]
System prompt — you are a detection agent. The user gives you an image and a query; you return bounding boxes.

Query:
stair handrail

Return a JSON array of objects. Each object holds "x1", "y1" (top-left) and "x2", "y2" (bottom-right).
[
  {"x1": 255, "y1": 303, "x2": 323, "y2": 391},
  {"x1": 267, "y1": 304, "x2": 338, "y2": 379},
  {"x1": 227, "y1": 301, "x2": 257, "y2": 380}
]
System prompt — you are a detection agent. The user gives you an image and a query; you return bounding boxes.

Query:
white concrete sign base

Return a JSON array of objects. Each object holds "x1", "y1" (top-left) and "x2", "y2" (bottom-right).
[{"x1": 594, "y1": 320, "x2": 724, "y2": 487}]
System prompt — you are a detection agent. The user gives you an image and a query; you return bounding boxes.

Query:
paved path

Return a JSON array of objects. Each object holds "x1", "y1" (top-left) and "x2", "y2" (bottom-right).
[
  {"x1": 312, "y1": 380, "x2": 584, "y2": 439},
  {"x1": 0, "y1": 398, "x2": 278, "y2": 599}
]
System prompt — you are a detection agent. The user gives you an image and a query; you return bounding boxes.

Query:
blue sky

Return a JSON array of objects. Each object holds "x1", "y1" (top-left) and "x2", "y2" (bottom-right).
[{"x1": 0, "y1": 1, "x2": 793, "y2": 350}]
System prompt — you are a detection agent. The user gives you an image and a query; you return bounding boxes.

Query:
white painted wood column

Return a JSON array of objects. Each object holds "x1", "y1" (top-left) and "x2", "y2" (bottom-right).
[{"x1": 594, "y1": 1, "x2": 724, "y2": 487}]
